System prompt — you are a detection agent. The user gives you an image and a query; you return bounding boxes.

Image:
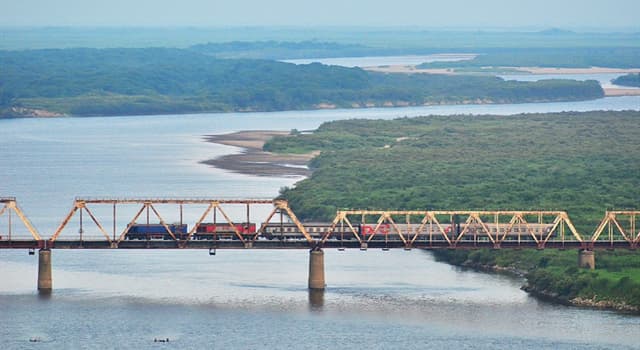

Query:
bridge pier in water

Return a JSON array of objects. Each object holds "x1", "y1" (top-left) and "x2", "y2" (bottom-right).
[
  {"x1": 37, "y1": 249, "x2": 52, "y2": 292},
  {"x1": 308, "y1": 249, "x2": 325, "y2": 290},
  {"x1": 578, "y1": 249, "x2": 595, "y2": 269}
]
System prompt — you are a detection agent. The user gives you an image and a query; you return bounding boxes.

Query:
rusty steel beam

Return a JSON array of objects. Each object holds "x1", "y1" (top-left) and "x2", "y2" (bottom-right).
[
  {"x1": 591, "y1": 211, "x2": 640, "y2": 248},
  {"x1": 0, "y1": 199, "x2": 41, "y2": 240},
  {"x1": 274, "y1": 200, "x2": 314, "y2": 243},
  {"x1": 337, "y1": 210, "x2": 572, "y2": 216},
  {"x1": 48, "y1": 197, "x2": 312, "y2": 246},
  {"x1": 329, "y1": 209, "x2": 585, "y2": 249},
  {"x1": 75, "y1": 197, "x2": 274, "y2": 204}
]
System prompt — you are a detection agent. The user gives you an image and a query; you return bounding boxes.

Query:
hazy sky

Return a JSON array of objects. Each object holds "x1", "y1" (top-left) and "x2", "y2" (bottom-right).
[{"x1": 2, "y1": 0, "x2": 639, "y2": 29}]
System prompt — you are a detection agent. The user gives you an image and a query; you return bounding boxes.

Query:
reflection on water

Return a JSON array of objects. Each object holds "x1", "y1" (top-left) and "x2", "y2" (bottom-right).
[
  {"x1": 308, "y1": 289, "x2": 324, "y2": 310},
  {"x1": 1, "y1": 249, "x2": 639, "y2": 349}
]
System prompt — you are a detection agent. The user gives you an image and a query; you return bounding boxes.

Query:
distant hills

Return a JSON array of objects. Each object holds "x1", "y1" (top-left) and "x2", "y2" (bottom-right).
[{"x1": 0, "y1": 47, "x2": 604, "y2": 117}]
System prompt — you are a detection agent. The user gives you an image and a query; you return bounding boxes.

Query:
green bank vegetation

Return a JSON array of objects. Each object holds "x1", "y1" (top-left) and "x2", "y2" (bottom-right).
[
  {"x1": 432, "y1": 249, "x2": 640, "y2": 309},
  {"x1": 417, "y1": 47, "x2": 640, "y2": 69},
  {"x1": 0, "y1": 48, "x2": 603, "y2": 117},
  {"x1": 613, "y1": 73, "x2": 640, "y2": 88},
  {"x1": 267, "y1": 111, "x2": 640, "y2": 310}
]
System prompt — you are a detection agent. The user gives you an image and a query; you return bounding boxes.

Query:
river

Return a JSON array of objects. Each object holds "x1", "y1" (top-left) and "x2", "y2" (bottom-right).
[{"x1": 1, "y1": 97, "x2": 640, "y2": 349}]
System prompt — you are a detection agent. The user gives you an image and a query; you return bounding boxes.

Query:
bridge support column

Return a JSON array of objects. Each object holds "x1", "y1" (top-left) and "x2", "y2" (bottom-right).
[
  {"x1": 578, "y1": 249, "x2": 595, "y2": 270},
  {"x1": 308, "y1": 249, "x2": 325, "y2": 290},
  {"x1": 38, "y1": 249, "x2": 52, "y2": 292}
]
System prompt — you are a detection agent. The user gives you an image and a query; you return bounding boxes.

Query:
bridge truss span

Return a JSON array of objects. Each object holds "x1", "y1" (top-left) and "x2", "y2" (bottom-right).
[
  {"x1": 320, "y1": 210, "x2": 584, "y2": 250},
  {"x1": 0, "y1": 197, "x2": 41, "y2": 243},
  {"x1": 48, "y1": 197, "x2": 314, "y2": 248},
  {"x1": 590, "y1": 211, "x2": 640, "y2": 249}
]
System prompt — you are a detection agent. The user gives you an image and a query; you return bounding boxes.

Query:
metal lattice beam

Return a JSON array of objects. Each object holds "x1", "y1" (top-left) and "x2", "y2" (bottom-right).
[{"x1": 0, "y1": 198, "x2": 41, "y2": 240}]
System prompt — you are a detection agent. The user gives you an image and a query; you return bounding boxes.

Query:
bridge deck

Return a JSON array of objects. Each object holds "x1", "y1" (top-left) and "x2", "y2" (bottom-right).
[{"x1": 0, "y1": 239, "x2": 634, "y2": 250}]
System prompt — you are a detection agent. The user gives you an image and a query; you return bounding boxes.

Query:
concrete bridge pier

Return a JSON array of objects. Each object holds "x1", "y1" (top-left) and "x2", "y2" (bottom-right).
[
  {"x1": 37, "y1": 249, "x2": 52, "y2": 292},
  {"x1": 578, "y1": 249, "x2": 595, "y2": 270},
  {"x1": 308, "y1": 248, "x2": 325, "y2": 290}
]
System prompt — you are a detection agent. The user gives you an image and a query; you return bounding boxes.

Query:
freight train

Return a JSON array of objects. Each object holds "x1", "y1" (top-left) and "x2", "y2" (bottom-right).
[{"x1": 125, "y1": 222, "x2": 553, "y2": 241}]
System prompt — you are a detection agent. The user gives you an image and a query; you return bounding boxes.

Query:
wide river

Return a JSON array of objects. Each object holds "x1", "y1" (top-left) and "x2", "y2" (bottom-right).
[{"x1": 1, "y1": 96, "x2": 640, "y2": 349}]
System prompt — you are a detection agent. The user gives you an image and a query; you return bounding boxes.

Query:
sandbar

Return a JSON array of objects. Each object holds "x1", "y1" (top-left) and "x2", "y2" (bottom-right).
[
  {"x1": 365, "y1": 65, "x2": 640, "y2": 76},
  {"x1": 202, "y1": 131, "x2": 317, "y2": 178}
]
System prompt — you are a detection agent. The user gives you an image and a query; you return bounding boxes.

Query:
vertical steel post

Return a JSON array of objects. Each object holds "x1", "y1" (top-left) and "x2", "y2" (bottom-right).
[
  {"x1": 79, "y1": 208, "x2": 83, "y2": 241},
  {"x1": 8, "y1": 208, "x2": 11, "y2": 241},
  {"x1": 113, "y1": 203, "x2": 116, "y2": 241},
  {"x1": 246, "y1": 203, "x2": 250, "y2": 227}
]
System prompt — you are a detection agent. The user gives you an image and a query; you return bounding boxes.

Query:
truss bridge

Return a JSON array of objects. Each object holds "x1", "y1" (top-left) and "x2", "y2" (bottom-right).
[{"x1": 1, "y1": 196, "x2": 638, "y2": 291}]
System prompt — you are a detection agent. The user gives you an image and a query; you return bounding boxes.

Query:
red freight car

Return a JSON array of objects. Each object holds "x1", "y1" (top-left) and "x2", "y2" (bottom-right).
[{"x1": 194, "y1": 223, "x2": 256, "y2": 240}]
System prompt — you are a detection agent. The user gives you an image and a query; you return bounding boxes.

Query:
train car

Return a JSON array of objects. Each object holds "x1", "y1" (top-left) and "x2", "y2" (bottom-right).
[
  {"x1": 262, "y1": 222, "x2": 357, "y2": 240},
  {"x1": 125, "y1": 224, "x2": 188, "y2": 240},
  {"x1": 193, "y1": 222, "x2": 256, "y2": 240},
  {"x1": 359, "y1": 222, "x2": 554, "y2": 242},
  {"x1": 259, "y1": 221, "x2": 556, "y2": 242}
]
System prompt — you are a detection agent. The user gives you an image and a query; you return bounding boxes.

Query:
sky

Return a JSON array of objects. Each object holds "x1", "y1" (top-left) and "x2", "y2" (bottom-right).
[{"x1": 1, "y1": 0, "x2": 639, "y2": 30}]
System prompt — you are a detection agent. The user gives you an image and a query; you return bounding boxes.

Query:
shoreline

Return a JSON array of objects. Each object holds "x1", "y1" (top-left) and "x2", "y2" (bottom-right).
[
  {"x1": 202, "y1": 130, "x2": 317, "y2": 178},
  {"x1": 3, "y1": 94, "x2": 614, "y2": 119},
  {"x1": 365, "y1": 65, "x2": 640, "y2": 75},
  {"x1": 434, "y1": 253, "x2": 639, "y2": 314}
]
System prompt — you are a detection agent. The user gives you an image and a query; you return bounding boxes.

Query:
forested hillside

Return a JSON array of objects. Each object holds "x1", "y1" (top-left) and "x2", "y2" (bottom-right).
[
  {"x1": 0, "y1": 48, "x2": 603, "y2": 117},
  {"x1": 417, "y1": 47, "x2": 640, "y2": 69}
]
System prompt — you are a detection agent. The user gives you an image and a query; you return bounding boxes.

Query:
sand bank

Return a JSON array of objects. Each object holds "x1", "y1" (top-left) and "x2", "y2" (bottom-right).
[
  {"x1": 604, "y1": 88, "x2": 640, "y2": 96},
  {"x1": 365, "y1": 65, "x2": 640, "y2": 76},
  {"x1": 202, "y1": 131, "x2": 317, "y2": 177}
]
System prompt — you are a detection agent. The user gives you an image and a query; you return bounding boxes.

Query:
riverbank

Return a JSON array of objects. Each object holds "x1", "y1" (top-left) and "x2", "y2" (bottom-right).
[
  {"x1": 365, "y1": 64, "x2": 640, "y2": 76},
  {"x1": 431, "y1": 249, "x2": 640, "y2": 314},
  {"x1": 202, "y1": 131, "x2": 317, "y2": 177},
  {"x1": 262, "y1": 111, "x2": 640, "y2": 314}
]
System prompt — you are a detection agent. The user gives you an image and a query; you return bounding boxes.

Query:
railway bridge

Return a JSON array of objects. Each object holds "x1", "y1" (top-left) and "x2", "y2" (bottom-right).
[{"x1": 1, "y1": 197, "x2": 638, "y2": 292}]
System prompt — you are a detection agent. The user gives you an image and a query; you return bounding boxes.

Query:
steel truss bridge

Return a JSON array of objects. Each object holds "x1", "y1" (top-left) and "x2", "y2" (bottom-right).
[
  {"x1": 1, "y1": 196, "x2": 638, "y2": 291},
  {"x1": 0, "y1": 197, "x2": 639, "y2": 251}
]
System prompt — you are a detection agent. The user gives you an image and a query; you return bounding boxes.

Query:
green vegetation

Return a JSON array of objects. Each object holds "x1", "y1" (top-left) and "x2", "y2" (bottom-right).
[
  {"x1": 268, "y1": 111, "x2": 640, "y2": 310},
  {"x1": 432, "y1": 249, "x2": 640, "y2": 309},
  {"x1": 613, "y1": 73, "x2": 640, "y2": 87},
  {"x1": 0, "y1": 48, "x2": 603, "y2": 117},
  {"x1": 417, "y1": 48, "x2": 640, "y2": 69}
]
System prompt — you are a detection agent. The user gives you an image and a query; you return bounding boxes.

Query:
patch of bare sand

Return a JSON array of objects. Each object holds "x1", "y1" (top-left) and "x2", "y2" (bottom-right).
[
  {"x1": 364, "y1": 65, "x2": 456, "y2": 74},
  {"x1": 365, "y1": 65, "x2": 640, "y2": 76},
  {"x1": 202, "y1": 131, "x2": 318, "y2": 177},
  {"x1": 604, "y1": 88, "x2": 640, "y2": 96},
  {"x1": 518, "y1": 67, "x2": 640, "y2": 75}
]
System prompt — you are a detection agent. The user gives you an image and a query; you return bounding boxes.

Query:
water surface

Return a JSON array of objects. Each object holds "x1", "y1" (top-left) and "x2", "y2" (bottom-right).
[{"x1": 1, "y1": 98, "x2": 640, "y2": 349}]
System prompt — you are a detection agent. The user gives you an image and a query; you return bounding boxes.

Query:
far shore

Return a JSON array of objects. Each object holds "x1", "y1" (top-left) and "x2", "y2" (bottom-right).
[
  {"x1": 202, "y1": 130, "x2": 318, "y2": 178},
  {"x1": 365, "y1": 65, "x2": 640, "y2": 75}
]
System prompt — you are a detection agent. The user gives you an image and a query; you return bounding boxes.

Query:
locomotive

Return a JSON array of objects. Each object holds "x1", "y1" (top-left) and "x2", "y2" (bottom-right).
[
  {"x1": 193, "y1": 223, "x2": 257, "y2": 240},
  {"x1": 125, "y1": 224, "x2": 188, "y2": 240}
]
